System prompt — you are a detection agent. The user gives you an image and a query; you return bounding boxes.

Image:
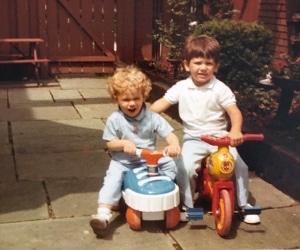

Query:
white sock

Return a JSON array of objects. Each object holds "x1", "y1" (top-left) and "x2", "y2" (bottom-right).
[{"x1": 97, "y1": 207, "x2": 112, "y2": 221}]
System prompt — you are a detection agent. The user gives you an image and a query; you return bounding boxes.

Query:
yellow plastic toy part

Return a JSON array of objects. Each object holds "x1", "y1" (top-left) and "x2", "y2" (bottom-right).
[{"x1": 207, "y1": 147, "x2": 235, "y2": 181}]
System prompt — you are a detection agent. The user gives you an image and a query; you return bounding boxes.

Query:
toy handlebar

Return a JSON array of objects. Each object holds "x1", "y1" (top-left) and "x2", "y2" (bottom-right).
[
  {"x1": 200, "y1": 134, "x2": 264, "y2": 147},
  {"x1": 136, "y1": 149, "x2": 166, "y2": 166},
  {"x1": 136, "y1": 149, "x2": 166, "y2": 176}
]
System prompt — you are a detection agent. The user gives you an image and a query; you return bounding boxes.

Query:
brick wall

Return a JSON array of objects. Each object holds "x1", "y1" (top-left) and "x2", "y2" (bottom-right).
[
  {"x1": 258, "y1": 0, "x2": 288, "y2": 57},
  {"x1": 232, "y1": 0, "x2": 289, "y2": 57}
]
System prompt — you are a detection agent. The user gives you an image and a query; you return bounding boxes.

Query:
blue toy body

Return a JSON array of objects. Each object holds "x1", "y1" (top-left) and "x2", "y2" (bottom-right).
[
  {"x1": 123, "y1": 166, "x2": 176, "y2": 195},
  {"x1": 122, "y1": 149, "x2": 180, "y2": 230}
]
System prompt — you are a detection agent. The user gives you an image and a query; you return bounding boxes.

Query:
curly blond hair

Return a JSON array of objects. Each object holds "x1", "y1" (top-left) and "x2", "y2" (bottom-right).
[{"x1": 107, "y1": 65, "x2": 152, "y2": 100}]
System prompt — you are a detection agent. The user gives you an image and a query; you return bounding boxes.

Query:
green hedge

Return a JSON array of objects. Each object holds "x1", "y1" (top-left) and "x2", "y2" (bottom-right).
[
  {"x1": 194, "y1": 19, "x2": 277, "y2": 118},
  {"x1": 194, "y1": 19, "x2": 272, "y2": 89}
]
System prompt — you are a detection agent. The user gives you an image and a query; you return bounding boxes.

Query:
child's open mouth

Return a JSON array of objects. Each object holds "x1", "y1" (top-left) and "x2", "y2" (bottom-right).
[{"x1": 128, "y1": 108, "x2": 136, "y2": 113}]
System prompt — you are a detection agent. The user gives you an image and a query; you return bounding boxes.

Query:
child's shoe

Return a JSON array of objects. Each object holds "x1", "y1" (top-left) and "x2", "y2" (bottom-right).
[
  {"x1": 90, "y1": 215, "x2": 108, "y2": 236},
  {"x1": 242, "y1": 204, "x2": 261, "y2": 224},
  {"x1": 179, "y1": 206, "x2": 188, "y2": 222},
  {"x1": 90, "y1": 208, "x2": 112, "y2": 236}
]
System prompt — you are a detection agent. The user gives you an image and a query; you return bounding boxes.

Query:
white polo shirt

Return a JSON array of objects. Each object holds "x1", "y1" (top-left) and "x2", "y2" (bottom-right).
[{"x1": 164, "y1": 76, "x2": 236, "y2": 137}]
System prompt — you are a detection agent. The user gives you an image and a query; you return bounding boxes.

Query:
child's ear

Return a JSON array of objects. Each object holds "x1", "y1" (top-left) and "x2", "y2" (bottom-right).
[
  {"x1": 214, "y1": 63, "x2": 220, "y2": 73},
  {"x1": 183, "y1": 60, "x2": 190, "y2": 72}
]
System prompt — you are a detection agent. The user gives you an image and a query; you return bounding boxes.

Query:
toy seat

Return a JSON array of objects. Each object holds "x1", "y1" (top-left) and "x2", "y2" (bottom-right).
[{"x1": 122, "y1": 166, "x2": 180, "y2": 212}]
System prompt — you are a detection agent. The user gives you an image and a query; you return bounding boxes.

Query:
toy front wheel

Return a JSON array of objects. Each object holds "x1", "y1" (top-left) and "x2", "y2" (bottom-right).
[
  {"x1": 215, "y1": 189, "x2": 232, "y2": 237},
  {"x1": 165, "y1": 207, "x2": 180, "y2": 229},
  {"x1": 126, "y1": 207, "x2": 141, "y2": 230}
]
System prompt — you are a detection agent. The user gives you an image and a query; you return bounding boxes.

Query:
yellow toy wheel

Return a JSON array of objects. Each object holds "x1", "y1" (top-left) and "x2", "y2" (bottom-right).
[
  {"x1": 126, "y1": 207, "x2": 141, "y2": 230},
  {"x1": 165, "y1": 207, "x2": 180, "y2": 229},
  {"x1": 215, "y1": 189, "x2": 232, "y2": 237}
]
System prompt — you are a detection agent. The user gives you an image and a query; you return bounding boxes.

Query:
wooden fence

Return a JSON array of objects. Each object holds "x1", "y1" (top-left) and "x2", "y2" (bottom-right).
[
  {"x1": 0, "y1": 0, "x2": 154, "y2": 78},
  {"x1": 0, "y1": 0, "x2": 293, "y2": 80}
]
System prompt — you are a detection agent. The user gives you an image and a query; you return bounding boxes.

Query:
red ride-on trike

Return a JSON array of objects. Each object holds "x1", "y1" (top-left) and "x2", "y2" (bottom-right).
[{"x1": 183, "y1": 134, "x2": 264, "y2": 237}]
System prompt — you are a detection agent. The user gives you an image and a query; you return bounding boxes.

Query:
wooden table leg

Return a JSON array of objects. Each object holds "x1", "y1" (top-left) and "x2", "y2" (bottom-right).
[{"x1": 31, "y1": 42, "x2": 41, "y2": 86}]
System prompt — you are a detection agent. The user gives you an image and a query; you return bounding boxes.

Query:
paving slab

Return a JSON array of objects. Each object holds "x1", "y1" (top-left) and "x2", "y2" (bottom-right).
[
  {"x1": 0, "y1": 181, "x2": 49, "y2": 223},
  {"x1": 0, "y1": 121, "x2": 9, "y2": 146},
  {"x1": 58, "y1": 77, "x2": 107, "y2": 89},
  {"x1": 0, "y1": 79, "x2": 59, "y2": 88},
  {"x1": 248, "y1": 172, "x2": 295, "y2": 208},
  {"x1": 0, "y1": 98, "x2": 6, "y2": 109},
  {"x1": 0, "y1": 105, "x2": 81, "y2": 121},
  {"x1": 0, "y1": 155, "x2": 15, "y2": 182},
  {"x1": 0, "y1": 122, "x2": 16, "y2": 182},
  {"x1": 164, "y1": 172, "x2": 300, "y2": 249},
  {"x1": 11, "y1": 119, "x2": 106, "y2": 154},
  {"x1": 0, "y1": 216, "x2": 177, "y2": 250},
  {"x1": 78, "y1": 88, "x2": 111, "y2": 100},
  {"x1": 50, "y1": 89, "x2": 83, "y2": 102},
  {"x1": 46, "y1": 178, "x2": 102, "y2": 218},
  {"x1": 16, "y1": 151, "x2": 110, "y2": 180},
  {"x1": 74, "y1": 103, "x2": 117, "y2": 119},
  {"x1": 0, "y1": 143, "x2": 11, "y2": 156},
  {"x1": 168, "y1": 205, "x2": 300, "y2": 249},
  {"x1": 0, "y1": 77, "x2": 300, "y2": 249},
  {"x1": 0, "y1": 89, "x2": 6, "y2": 109},
  {"x1": 8, "y1": 87, "x2": 56, "y2": 107},
  {"x1": 0, "y1": 88, "x2": 7, "y2": 99}
]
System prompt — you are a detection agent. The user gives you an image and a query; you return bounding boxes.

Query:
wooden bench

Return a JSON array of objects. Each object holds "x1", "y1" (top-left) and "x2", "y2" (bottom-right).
[{"x1": 0, "y1": 38, "x2": 49, "y2": 86}]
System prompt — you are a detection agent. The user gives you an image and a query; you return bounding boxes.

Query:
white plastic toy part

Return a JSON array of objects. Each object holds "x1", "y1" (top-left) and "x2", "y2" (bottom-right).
[
  {"x1": 122, "y1": 185, "x2": 180, "y2": 213},
  {"x1": 135, "y1": 148, "x2": 142, "y2": 157}
]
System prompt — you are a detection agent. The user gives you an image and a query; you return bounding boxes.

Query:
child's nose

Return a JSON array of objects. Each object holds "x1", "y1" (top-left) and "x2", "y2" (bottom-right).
[
  {"x1": 199, "y1": 64, "x2": 207, "y2": 70},
  {"x1": 129, "y1": 100, "x2": 136, "y2": 105}
]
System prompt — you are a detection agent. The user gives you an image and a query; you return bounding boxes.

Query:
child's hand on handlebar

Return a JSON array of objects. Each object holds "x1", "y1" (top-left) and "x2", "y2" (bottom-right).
[
  {"x1": 225, "y1": 131, "x2": 244, "y2": 147},
  {"x1": 163, "y1": 145, "x2": 181, "y2": 157},
  {"x1": 123, "y1": 140, "x2": 137, "y2": 155}
]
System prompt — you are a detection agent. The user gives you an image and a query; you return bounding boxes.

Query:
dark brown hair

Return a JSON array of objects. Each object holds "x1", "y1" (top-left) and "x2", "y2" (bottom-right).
[{"x1": 183, "y1": 35, "x2": 220, "y2": 64}]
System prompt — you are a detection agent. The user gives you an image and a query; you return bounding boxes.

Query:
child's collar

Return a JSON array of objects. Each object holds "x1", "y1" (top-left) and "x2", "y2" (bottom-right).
[{"x1": 188, "y1": 75, "x2": 216, "y2": 88}]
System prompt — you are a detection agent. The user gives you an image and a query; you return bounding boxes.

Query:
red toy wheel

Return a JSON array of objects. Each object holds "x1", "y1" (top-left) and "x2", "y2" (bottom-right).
[
  {"x1": 165, "y1": 207, "x2": 180, "y2": 229},
  {"x1": 126, "y1": 207, "x2": 141, "y2": 230},
  {"x1": 215, "y1": 189, "x2": 232, "y2": 237}
]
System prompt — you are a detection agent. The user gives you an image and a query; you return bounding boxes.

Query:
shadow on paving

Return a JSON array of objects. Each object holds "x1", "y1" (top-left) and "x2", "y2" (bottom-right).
[
  {"x1": 0, "y1": 119, "x2": 110, "y2": 222},
  {"x1": 0, "y1": 80, "x2": 116, "y2": 223},
  {"x1": 0, "y1": 79, "x2": 300, "y2": 249},
  {"x1": 0, "y1": 80, "x2": 180, "y2": 224}
]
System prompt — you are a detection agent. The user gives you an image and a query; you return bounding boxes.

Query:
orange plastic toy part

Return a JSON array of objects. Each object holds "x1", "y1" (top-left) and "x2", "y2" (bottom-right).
[
  {"x1": 165, "y1": 207, "x2": 180, "y2": 229},
  {"x1": 141, "y1": 150, "x2": 164, "y2": 166},
  {"x1": 215, "y1": 189, "x2": 232, "y2": 237},
  {"x1": 126, "y1": 207, "x2": 141, "y2": 230}
]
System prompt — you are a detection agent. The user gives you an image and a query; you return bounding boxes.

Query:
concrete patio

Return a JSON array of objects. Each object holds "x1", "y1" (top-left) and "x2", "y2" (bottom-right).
[{"x1": 0, "y1": 76, "x2": 299, "y2": 249}]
